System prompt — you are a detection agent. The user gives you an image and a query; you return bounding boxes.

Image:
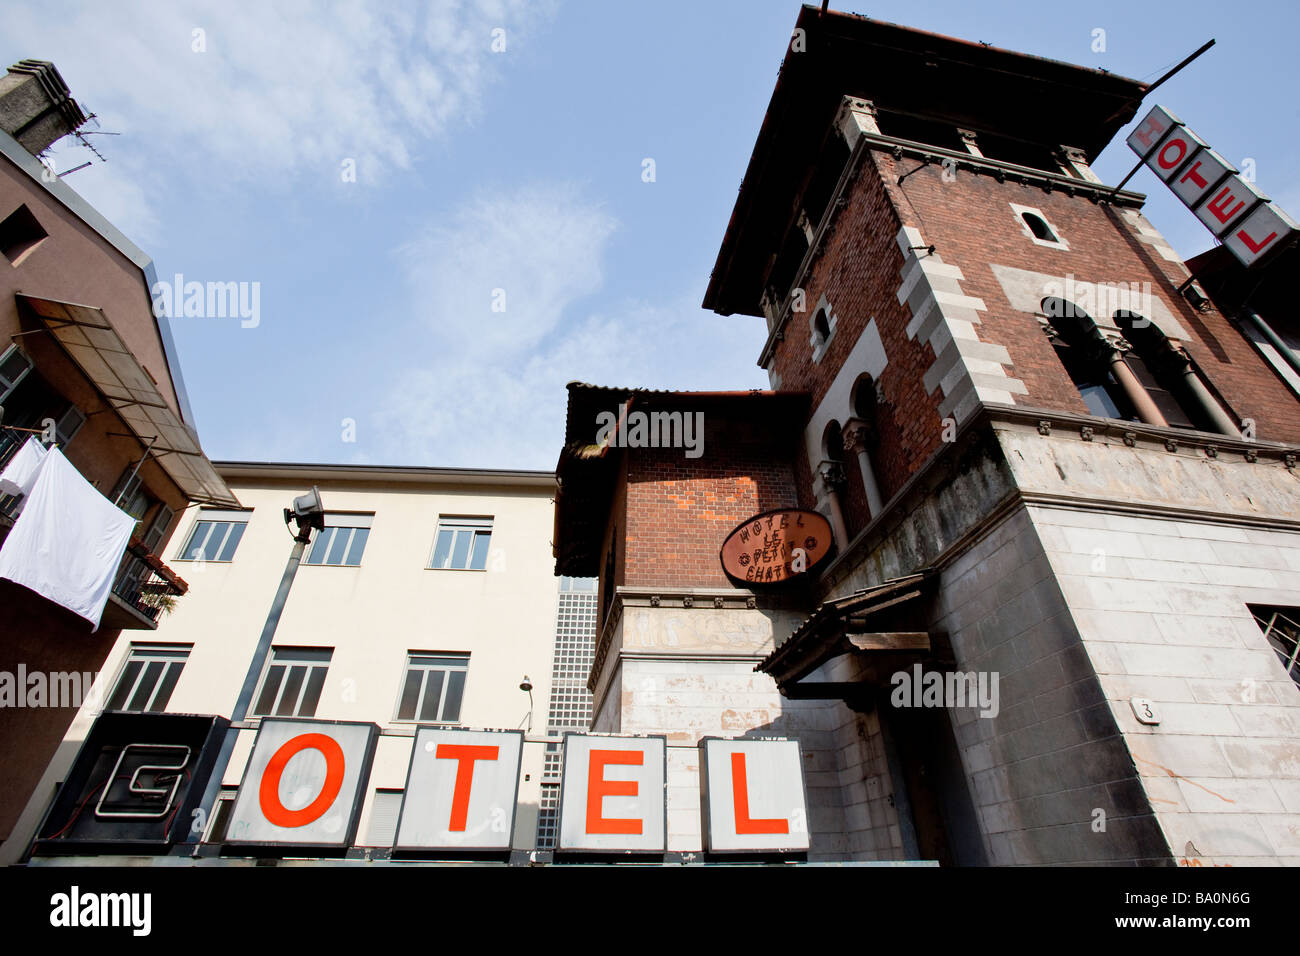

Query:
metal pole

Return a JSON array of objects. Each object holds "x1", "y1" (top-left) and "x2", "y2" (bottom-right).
[
  {"x1": 182, "y1": 520, "x2": 314, "y2": 848},
  {"x1": 114, "y1": 435, "x2": 157, "y2": 507}
]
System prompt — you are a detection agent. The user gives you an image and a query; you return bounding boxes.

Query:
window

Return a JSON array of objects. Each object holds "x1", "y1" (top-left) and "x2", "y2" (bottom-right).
[
  {"x1": 809, "y1": 296, "x2": 838, "y2": 363},
  {"x1": 106, "y1": 646, "x2": 190, "y2": 713},
  {"x1": 1023, "y1": 213, "x2": 1055, "y2": 241},
  {"x1": 0, "y1": 350, "x2": 82, "y2": 467},
  {"x1": 1250, "y1": 605, "x2": 1300, "y2": 688},
  {"x1": 1042, "y1": 297, "x2": 1138, "y2": 421},
  {"x1": 0, "y1": 204, "x2": 48, "y2": 265},
  {"x1": 252, "y1": 647, "x2": 331, "y2": 717},
  {"x1": 1116, "y1": 311, "x2": 1226, "y2": 432},
  {"x1": 305, "y1": 515, "x2": 372, "y2": 567},
  {"x1": 51, "y1": 403, "x2": 84, "y2": 446},
  {"x1": 109, "y1": 467, "x2": 154, "y2": 523},
  {"x1": 429, "y1": 516, "x2": 492, "y2": 571},
  {"x1": 394, "y1": 653, "x2": 468, "y2": 723},
  {"x1": 0, "y1": 345, "x2": 33, "y2": 403},
  {"x1": 178, "y1": 510, "x2": 249, "y2": 562},
  {"x1": 1012, "y1": 204, "x2": 1068, "y2": 249}
]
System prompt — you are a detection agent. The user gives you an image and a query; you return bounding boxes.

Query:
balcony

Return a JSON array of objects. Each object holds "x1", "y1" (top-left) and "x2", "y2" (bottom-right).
[
  {"x1": 104, "y1": 537, "x2": 189, "y2": 630},
  {"x1": 2, "y1": 487, "x2": 188, "y2": 631}
]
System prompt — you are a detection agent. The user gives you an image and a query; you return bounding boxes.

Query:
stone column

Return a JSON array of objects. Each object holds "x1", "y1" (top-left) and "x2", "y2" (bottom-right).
[
  {"x1": 815, "y1": 460, "x2": 850, "y2": 551},
  {"x1": 842, "y1": 418, "x2": 884, "y2": 519},
  {"x1": 1171, "y1": 347, "x2": 1241, "y2": 436},
  {"x1": 1106, "y1": 338, "x2": 1169, "y2": 427}
]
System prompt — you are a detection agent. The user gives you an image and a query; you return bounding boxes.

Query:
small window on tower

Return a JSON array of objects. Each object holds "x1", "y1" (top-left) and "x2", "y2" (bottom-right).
[
  {"x1": 1023, "y1": 213, "x2": 1055, "y2": 241},
  {"x1": 1011, "y1": 204, "x2": 1068, "y2": 250},
  {"x1": 809, "y1": 297, "x2": 837, "y2": 363}
]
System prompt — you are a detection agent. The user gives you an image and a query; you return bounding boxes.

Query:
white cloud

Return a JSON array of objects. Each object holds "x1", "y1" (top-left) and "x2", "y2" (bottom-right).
[
  {"x1": 3, "y1": 0, "x2": 554, "y2": 233},
  {"x1": 370, "y1": 182, "x2": 768, "y2": 469}
]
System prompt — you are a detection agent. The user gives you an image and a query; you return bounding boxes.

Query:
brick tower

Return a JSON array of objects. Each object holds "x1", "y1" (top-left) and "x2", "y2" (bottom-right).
[{"x1": 556, "y1": 6, "x2": 1300, "y2": 864}]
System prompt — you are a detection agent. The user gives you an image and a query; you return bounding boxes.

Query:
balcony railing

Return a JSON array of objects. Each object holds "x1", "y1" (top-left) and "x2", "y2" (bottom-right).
[{"x1": 111, "y1": 537, "x2": 189, "y2": 626}]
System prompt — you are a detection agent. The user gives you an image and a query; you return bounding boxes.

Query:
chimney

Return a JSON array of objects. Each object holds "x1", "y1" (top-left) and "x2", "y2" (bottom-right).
[{"x1": 0, "y1": 60, "x2": 88, "y2": 157}]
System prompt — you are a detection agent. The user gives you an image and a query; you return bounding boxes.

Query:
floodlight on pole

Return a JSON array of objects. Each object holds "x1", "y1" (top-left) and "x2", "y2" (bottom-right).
[{"x1": 187, "y1": 486, "x2": 327, "y2": 848}]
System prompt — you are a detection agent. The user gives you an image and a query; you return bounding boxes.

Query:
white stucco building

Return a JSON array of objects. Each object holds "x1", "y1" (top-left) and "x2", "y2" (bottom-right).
[{"x1": 7, "y1": 460, "x2": 586, "y2": 862}]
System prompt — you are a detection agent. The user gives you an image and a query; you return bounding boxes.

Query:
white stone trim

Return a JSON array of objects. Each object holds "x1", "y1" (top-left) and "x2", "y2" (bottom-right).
[
  {"x1": 896, "y1": 225, "x2": 1026, "y2": 424},
  {"x1": 988, "y1": 263, "x2": 1191, "y2": 341},
  {"x1": 803, "y1": 319, "x2": 888, "y2": 477}
]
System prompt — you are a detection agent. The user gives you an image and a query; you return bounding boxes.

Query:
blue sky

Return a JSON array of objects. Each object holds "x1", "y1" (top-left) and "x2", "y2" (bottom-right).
[{"x1": 5, "y1": 0, "x2": 1298, "y2": 470}]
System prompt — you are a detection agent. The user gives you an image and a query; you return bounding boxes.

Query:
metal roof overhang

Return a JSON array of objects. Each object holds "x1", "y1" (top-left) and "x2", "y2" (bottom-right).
[
  {"x1": 757, "y1": 569, "x2": 939, "y2": 696},
  {"x1": 18, "y1": 294, "x2": 240, "y2": 508}
]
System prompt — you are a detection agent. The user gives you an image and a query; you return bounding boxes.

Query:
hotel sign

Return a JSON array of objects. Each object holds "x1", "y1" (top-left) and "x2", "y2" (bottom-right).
[
  {"x1": 557, "y1": 734, "x2": 666, "y2": 853},
  {"x1": 719, "y1": 508, "x2": 833, "y2": 586},
  {"x1": 700, "y1": 737, "x2": 809, "y2": 853},
  {"x1": 395, "y1": 727, "x2": 523, "y2": 852},
  {"x1": 1127, "y1": 104, "x2": 1297, "y2": 267},
  {"x1": 224, "y1": 718, "x2": 377, "y2": 849},
  {"x1": 213, "y1": 721, "x2": 808, "y2": 856}
]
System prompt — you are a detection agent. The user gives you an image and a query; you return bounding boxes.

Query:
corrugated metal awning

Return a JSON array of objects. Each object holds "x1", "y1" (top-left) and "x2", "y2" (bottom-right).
[
  {"x1": 17, "y1": 294, "x2": 239, "y2": 508},
  {"x1": 756, "y1": 569, "x2": 938, "y2": 692}
]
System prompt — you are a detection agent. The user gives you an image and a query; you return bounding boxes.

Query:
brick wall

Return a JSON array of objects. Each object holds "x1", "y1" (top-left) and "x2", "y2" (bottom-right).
[
  {"x1": 770, "y1": 148, "x2": 1300, "y2": 525},
  {"x1": 621, "y1": 443, "x2": 797, "y2": 591},
  {"x1": 878, "y1": 157, "x2": 1300, "y2": 444},
  {"x1": 771, "y1": 151, "x2": 949, "y2": 504}
]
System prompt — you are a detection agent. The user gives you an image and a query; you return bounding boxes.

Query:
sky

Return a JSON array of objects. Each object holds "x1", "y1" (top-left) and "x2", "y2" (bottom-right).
[{"x1": 4, "y1": 0, "x2": 1298, "y2": 471}]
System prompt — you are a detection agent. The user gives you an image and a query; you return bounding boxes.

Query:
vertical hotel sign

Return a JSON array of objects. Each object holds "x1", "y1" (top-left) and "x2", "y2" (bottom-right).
[{"x1": 1127, "y1": 105, "x2": 1297, "y2": 267}]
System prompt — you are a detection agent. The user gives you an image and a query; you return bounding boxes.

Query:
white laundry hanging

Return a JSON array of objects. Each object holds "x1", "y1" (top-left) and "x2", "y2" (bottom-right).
[
  {"x1": 0, "y1": 435, "x2": 49, "y2": 498},
  {"x1": 0, "y1": 446, "x2": 137, "y2": 630}
]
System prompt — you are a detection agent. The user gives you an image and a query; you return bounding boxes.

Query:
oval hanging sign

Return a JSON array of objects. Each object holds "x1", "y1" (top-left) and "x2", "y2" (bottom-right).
[{"x1": 719, "y1": 508, "x2": 834, "y2": 586}]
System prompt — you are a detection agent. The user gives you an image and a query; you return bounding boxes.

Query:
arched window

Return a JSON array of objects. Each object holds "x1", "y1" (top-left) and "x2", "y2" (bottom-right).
[
  {"x1": 1114, "y1": 311, "x2": 1208, "y2": 431},
  {"x1": 846, "y1": 374, "x2": 885, "y2": 520},
  {"x1": 1022, "y1": 212, "x2": 1057, "y2": 242},
  {"x1": 821, "y1": 418, "x2": 845, "y2": 462},
  {"x1": 851, "y1": 374, "x2": 878, "y2": 422},
  {"x1": 1041, "y1": 297, "x2": 1135, "y2": 420},
  {"x1": 813, "y1": 308, "x2": 830, "y2": 342},
  {"x1": 809, "y1": 300, "x2": 837, "y2": 363}
]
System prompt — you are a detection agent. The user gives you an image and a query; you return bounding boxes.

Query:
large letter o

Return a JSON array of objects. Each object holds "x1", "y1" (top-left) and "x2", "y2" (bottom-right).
[{"x1": 259, "y1": 733, "x2": 346, "y2": 828}]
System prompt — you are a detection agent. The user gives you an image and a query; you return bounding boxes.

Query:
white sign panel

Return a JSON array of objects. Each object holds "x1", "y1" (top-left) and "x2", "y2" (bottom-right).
[
  {"x1": 558, "y1": 734, "x2": 665, "y2": 853},
  {"x1": 700, "y1": 738, "x2": 810, "y2": 853},
  {"x1": 1147, "y1": 124, "x2": 1208, "y2": 182},
  {"x1": 395, "y1": 728, "x2": 522, "y2": 851},
  {"x1": 1225, "y1": 202, "x2": 1300, "y2": 267},
  {"x1": 1129, "y1": 104, "x2": 1296, "y2": 267},
  {"x1": 1194, "y1": 174, "x2": 1267, "y2": 237},
  {"x1": 225, "y1": 719, "x2": 376, "y2": 847},
  {"x1": 1125, "y1": 103, "x2": 1180, "y2": 158},
  {"x1": 1169, "y1": 148, "x2": 1234, "y2": 208}
]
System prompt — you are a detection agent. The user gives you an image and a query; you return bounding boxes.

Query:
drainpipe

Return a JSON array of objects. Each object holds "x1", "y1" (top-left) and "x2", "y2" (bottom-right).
[
  {"x1": 816, "y1": 460, "x2": 850, "y2": 550},
  {"x1": 842, "y1": 419, "x2": 884, "y2": 519}
]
